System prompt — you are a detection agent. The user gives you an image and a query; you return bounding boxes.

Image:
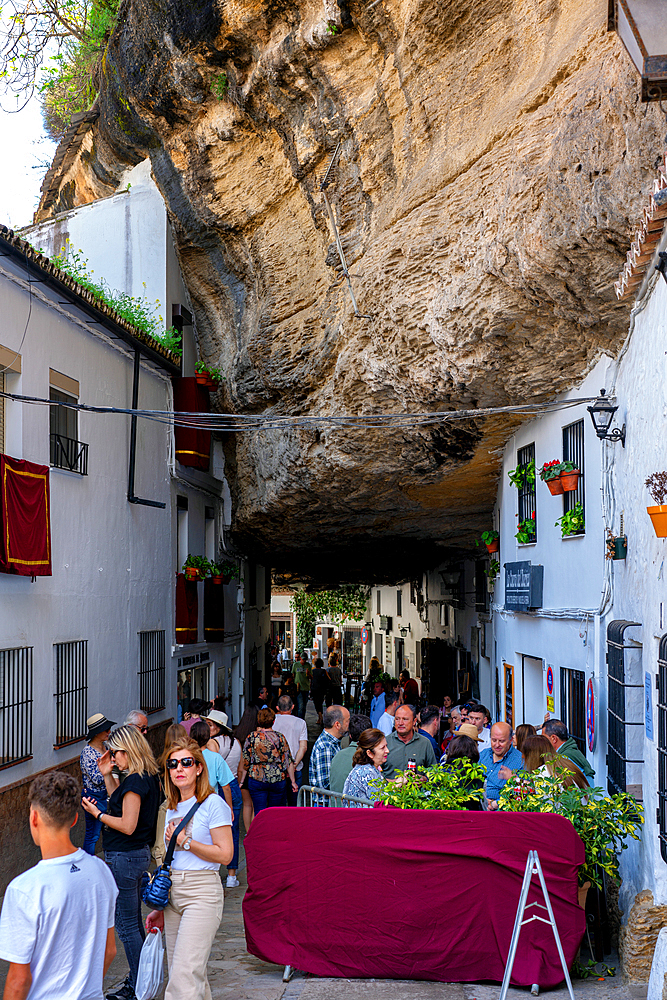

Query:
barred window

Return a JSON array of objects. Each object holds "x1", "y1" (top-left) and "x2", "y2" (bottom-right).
[
  {"x1": 608, "y1": 620, "x2": 643, "y2": 797},
  {"x1": 54, "y1": 640, "x2": 87, "y2": 747},
  {"x1": 560, "y1": 666, "x2": 585, "y2": 756},
  {"x1": 517, "y1": 443, "x2": 536, "y2": 541},
  {"x1": 563, "y1": 419, "x2": 585, "y2": 529},
  {"x1": 139, "y1": 631, "x2": 166, "y2": 714},
  {"x1": 396, "y1": 589, "x2": 402, "y2": 617},
  {"x1": 0, "y1": 646, "x2": 33, "y2": 767},
  {"x1": 658, "y1": 635, "x2": 667, "y2": 862}
]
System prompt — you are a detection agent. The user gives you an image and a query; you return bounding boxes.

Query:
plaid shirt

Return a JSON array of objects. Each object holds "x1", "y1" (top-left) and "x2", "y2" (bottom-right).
[{"x1": 308, "y1": 730, "x2": 341, "y2": 806}]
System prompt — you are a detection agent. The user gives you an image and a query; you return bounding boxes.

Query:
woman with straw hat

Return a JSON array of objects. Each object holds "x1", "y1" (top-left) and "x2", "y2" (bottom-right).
[{"x1": 79, "y1": 712, "x2": 115, "y2": 856}]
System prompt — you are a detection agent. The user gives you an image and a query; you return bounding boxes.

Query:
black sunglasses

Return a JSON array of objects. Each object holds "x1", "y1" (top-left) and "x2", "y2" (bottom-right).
[
  {"x1": 109, "y1": 749, "x2": 126, "y2": 759},
  {"x1": 139, "y1": 726, "x2": 148, "y2": 733},
  {"x1": 166, "y1": 757, "x2": 196, "y2": 769}
]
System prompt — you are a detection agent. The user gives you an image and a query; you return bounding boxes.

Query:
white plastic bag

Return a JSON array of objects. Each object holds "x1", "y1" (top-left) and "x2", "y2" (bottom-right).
[{"x1": 135, "y1": 929, "x2": 164, "y2": 1000}]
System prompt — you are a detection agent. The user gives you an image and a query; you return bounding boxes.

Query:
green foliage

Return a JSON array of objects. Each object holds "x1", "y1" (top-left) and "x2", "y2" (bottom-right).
[
  {"x1": 182, "y1": 554, "x2": 210, "y2": 577},
  {"x1": 210, "y1": 72, "x2": 228, "y2": 100},
  {"x1": 572, "y1": 959, "x2": 616, "y2": 980},
  {"x1": 374, "y1": 760, "x2": 485, "y2": 811},
  {"x1": 508, "y1": 459, "x2": 536, "y2": 490},
  {"x1": 560, "y1": 460, "x2": 580, "y2": 473},
  {"x1": 195, "y1": 361, "x2": 225, "y2": 382},
  {"x1": 476, "y1": 529, "x2": 499, "y2": 547},
  {"x1": 326, "y1": 21, "x2": 341, "y2": 34},
  {"x1": 49, "y1": 244, "x2": 182, "y2": 356},
  {"x1": 556, "y1": 501, "x2": 585, "y2": 537},
  {"x1": 220, "y1": 559, "x2": 240, "y2": 581},
  {"x1": 290, "y1": 586, "x2": 369, "y2": 654},
  {"x1": 539, "y1": 459, "x2": 563, "y2": 482},
  {"x1": 486, "y1": 559, "x2": 500, "y2": 582},
  {"x1": 498, "y1": 770, "x2": 643, "y2": 887},
  {"x1": 515, "y1": 514, "x2": 536, "y2": 543}
]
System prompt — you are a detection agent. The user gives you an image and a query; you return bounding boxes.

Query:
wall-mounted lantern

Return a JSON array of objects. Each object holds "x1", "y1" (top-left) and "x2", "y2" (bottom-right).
[
  {"x1": 608, "y1": 0, "x2": 667, "y2": 101},
  {"x1": 587, "y1": 389, "x2": 626, "y2": 446}
]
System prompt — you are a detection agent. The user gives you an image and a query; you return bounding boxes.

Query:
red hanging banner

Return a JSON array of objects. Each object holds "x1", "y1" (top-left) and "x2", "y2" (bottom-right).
[
  {"x1": 172, "y1": 377, "x2": 211, "y2": 471},
  {"x1": 0, "y1": 455, "x2": 52, "y2": 576},
  {"x1": 175, "y1": 572, "x2": 198, "y2": 644},
  {"x1": 204, "y1": 578, "x2": 225, "y2": 643}
]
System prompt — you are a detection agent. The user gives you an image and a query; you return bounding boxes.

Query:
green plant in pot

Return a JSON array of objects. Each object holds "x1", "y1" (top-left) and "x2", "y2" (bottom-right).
[
  {"x1": 560, "y1": 460, "x2": 581, "y2": 492},
  {"x1": 220, "y1": 559, "x2": 240, "y2": 584},
  {"x1": 498, "y1": 769, "x2": 643, "y2": 889},
  {"x1": 476, "y1": 529, "x2": 499, "y2": 553},
  {"x1": 182, "y1": 554, "x2": 210, "y2": 581},
  {"x1": 486, "y1": 559, "x2": 500, "y2": 586},
  {"x1": 508, "y1": 459, "x2": 536, "y2": 490},
  {"x1": 646, "y1": 472, "x2": 667, "y2": 538},
  {"x1": 540, "y1": 460, "x2": 565, "y2": 496},
  {"x1": 515, "y1": 513, "x2": 536, "y2": 543},
  {"x1": 374, "y1": 759, "x2": 486, "y2": 811},
  {"x1": 556, "y1": 502, "x2": 584, "y2": 537},
  {"x1": 194, "y1": 361, "x2": 225, "y2": 389}
]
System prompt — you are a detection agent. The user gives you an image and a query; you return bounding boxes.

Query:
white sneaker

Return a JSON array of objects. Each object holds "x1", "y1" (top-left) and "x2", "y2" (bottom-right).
[{"x1": 225, "y1": 875, "x2": 240, "y2": 888}]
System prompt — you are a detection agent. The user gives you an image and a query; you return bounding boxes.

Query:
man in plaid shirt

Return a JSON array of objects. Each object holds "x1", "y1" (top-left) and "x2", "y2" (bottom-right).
[{"x1": 308, "y1": 705, "x2": 350, "y2": 805}]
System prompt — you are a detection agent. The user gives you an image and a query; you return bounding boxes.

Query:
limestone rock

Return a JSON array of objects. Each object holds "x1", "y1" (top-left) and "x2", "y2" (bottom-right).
[
  {"x1": 40, "y1": 0, "x2": 666, "y2": 578},
  {"x1": 620, "y1": 890, "x2": 667, "y2": 984}
]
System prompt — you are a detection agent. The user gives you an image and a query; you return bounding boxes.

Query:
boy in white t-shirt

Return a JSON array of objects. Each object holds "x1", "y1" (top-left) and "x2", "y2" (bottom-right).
[{"x1": 0, "y1": 770, "x2": 118, "y2": 1000}]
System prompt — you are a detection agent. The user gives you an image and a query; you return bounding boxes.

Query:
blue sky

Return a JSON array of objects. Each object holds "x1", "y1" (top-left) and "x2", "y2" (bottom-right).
[{"x1": 0, "y1": 93, "x2": 56, "y2": 230}]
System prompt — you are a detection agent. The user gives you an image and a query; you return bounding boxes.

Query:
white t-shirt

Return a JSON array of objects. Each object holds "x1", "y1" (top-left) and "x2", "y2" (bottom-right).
[
  {"x1": 166, "y1": 793, "x2": 232, "y2": 871},
  {"x1": 378, "y1": 712, "x2": 395, "y2": 737},
  {"x1": 0, "y1": 848, "x2": 117, "y2": 1000},
  {"x1": 272, "y1": 715, "x2": 307, "y2": 772},
  {"x1": 478, "y1": 728, "x2": 491, "y2": 752},
  {"x1": 215, "y1": 734, "x2": 242, "y2": 776}
]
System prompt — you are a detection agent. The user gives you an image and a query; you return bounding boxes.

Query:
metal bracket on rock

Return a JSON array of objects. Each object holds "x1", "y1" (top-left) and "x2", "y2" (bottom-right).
[{"x1": 320, "y1": 141, "x2": 373, "y2": 320}]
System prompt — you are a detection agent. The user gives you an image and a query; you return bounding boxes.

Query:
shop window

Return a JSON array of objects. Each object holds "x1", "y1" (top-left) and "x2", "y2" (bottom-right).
[
  {"x1": 54, "y1": 640, "x2": 87, "y2": 747},
  {"x1": 139, "y1": 630, "x2": 166, "y2": 714},
  {"x1": 562, "y1": 419, "x2": 585, "y2": 530},
  {"x1": 0, "y1": 646, "x2": 32, "y2": 767}
]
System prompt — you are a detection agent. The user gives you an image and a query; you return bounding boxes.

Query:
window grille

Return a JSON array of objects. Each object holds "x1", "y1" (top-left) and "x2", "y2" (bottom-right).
[
  {"x1": 54, "y1": 641, "x2": 87, "y2": 746},
  {"x1": 50, "y1": 387, "x2": 88, "y2": 474},
  {"x1": 607, "y1": 619, "x2": 643, "y2": 796},
  {"x1": 343, "y1": 628, "x2": 363, "y2": 674},
  {"x1": 139, "y1": 631, "x2": 166, "y2": 714},
  {"x1": 376, "y1": 590, "x2": 381, "y2": 615},
  {"x1": 0, "y1": 646, "x2": 33, "y2": 767},
  {"x1": 657, "y1": 635, "x2": 667, "y2": 862},
  {"x1": 517, "y1": 443, "x2": 536, "y2": 540},
  {"x1": 560, "y1": 666, "x2": 586, "y2": 756},
  {"x1": 475, "y1": 560, "x2": 488, "y2": 612},
  {"x1": 396, "y1": 589, "x2": 402, "y2": 617},
  {"x1": 562, "y1": 419, "x2": 585, "y2": 525}
]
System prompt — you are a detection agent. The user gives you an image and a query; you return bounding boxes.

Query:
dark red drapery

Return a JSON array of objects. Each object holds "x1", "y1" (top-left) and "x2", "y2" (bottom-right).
[
  {"x1": 204, "y1": 579, "x2": 225, "y2": 643},
  {"x1": 172, "y1": 377, "x2": 211, "y2": 471},
  {"x1": 175, "y1": 572, "x2": 198, "y2": 644},
  {"x1": 0, "y1": 455, "x2": 52, "y2": 576},
  {"x1": 243, "y1": 809, "x2": 585, "y2": 987}
]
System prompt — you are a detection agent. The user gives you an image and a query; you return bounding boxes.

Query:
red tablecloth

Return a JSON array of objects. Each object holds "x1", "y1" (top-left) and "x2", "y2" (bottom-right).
[{"x1": 243, "y1": 808, "x2": 585, "y2": 986}]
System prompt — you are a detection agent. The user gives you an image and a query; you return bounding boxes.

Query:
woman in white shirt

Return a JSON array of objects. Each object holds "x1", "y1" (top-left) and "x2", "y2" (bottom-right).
[{"x1": 146, "y1": 737, "x2": 233, "y2": 1000}]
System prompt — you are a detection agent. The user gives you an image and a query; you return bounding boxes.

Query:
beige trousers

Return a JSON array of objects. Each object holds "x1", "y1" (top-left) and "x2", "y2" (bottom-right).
[{"x1": 163, "y1": 869, "x2": 224, "y2": 1000}]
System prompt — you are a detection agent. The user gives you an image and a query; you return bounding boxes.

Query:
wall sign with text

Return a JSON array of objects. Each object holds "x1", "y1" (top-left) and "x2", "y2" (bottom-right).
[{"x1": 504, "y1": 561, "x2": 544, "y2": 611}]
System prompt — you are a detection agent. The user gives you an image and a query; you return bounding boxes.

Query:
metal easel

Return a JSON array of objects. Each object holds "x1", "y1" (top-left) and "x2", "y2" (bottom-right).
[{"x1": 499, "y1": 850, "x2": 576, "y2": 1000}]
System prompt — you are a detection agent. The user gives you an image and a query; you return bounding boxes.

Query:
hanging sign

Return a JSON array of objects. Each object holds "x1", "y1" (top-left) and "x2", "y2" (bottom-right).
[
  {"x1": 586, "y1": 678, "x2": 596, "y2": 752},
  {"x1": 646, "y1": 672, "x2": 654, "y2": 741},
  {"x1": 504, "y1": 562, "x2": 544, "y2": 611},
  {"x1": 361, "y1": 627, "x2": 369, "y2": 645},
  {"x1": 546, "y1": 666, "x2": 554, "y2": 695}
]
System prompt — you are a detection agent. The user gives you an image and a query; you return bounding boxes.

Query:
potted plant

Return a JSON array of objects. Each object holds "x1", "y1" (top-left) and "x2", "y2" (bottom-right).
[
  {"x1": 556, "y1": 502, "x2": 584, "y2": 537},
  {"x1": 498, "y1": 769, "x2": 643, "y2": 893},
  {"x1": 646, "y1": 472, "x2": 667, "y2": 537},
  {"x1": 486, "y1": 559, "x2": 500, "y2": 591},
  {"x1": 478, "y1": 529, "x2": 499, "y2": 553},
  {"x1": 374, "y1": 759, "x2": 486, "y2": 811},
  {"x1": 209, "y1": 563, "x2": 223, "y2": 585},
  {"x1": 182, "y1": 554, "x2": 210, "y2": 581},
  {"x1": 515, "y1": 513, "x2": 536, "y2": 544},
  {"x1": 539, "y1": 460, "x2": 565, "y2": 496},
  {"x1": 195, "y1": 361, "x2": 225, "y2": 391},
  {"x1": 220, "y1": 559, "x2": 240, "y2": 584},
  {"x1": 508, "y1": 459, "x2": 536, "y2": 490},
  {"x1": 559, "y1": 460, "x2": 581, "y2": 492}
]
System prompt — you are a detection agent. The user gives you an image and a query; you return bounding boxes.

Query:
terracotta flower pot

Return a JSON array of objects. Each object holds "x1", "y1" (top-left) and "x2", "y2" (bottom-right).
[
  {"x1": 204, "y1": 375, "x2": 217, "y2": 391},
  {"x1": 560, "y1": 470, "x2": 580, "y2": 491},
  {"x1": 648, "y1": 505, "x2": 667, "y2": 538},
  {"x1": 546, "y1": 477, "x2": 565, "y2": 496},
  {"x1": 184, "y1": 567, "x2": 200, "y2": 581},
  {"x1": 578, "y1": 881, "x2": 591, "y2": 910},
  {"x1": 485, "y1": 539, "x2": 500, "y2": 553},
  {"x1": 211, "y1": 575, "x2": 223, "y2": 585},
  {"x1": 221, "y1": 573, "x2": 233, "y2": 585},
  {"x1": 195, "y1": 372, "x2": 209, "y2": 386}
]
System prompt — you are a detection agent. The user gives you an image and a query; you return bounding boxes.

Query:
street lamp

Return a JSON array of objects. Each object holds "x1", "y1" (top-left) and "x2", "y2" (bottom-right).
[
  {"x1": 608, "y1": 0, "x2": 667, "y2": 101},
  {"x1": 587, "y1": 389, "x2": 626, "y2": 446},
  {"x1": 399, "y1": 624, "x2": 411, "y2": 637}
]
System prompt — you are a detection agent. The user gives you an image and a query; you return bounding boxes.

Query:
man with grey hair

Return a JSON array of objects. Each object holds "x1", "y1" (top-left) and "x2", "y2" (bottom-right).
[
  {"x1": 544, "y1": 718, "x2": 594, "y2": 781},
  {"x1": 308, "y1": 705, "x2": 350, "y2": 805},
  {"x1": 272, "y1": 695, "x2": 308, "y2": 805},
  {"x1": 479, "y1": 722, "x2": 523, "y2": 807},
  {"x1": 125, "y1": 710, "x2": 148, "y2": 735},
  {"x1": 382, "y1": 704, "x2": 437, "y2": 779}
]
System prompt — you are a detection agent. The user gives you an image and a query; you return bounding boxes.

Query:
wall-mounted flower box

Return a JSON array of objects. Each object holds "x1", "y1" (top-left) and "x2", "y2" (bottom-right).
[{"x1": 646, "y1": 473, "x2": 667, "y2": 537}]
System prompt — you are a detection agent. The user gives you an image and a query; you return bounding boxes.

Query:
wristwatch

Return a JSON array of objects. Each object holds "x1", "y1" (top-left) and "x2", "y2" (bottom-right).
[{"x1": 183, "y1": 837, "x2": 192, "y2": 851}]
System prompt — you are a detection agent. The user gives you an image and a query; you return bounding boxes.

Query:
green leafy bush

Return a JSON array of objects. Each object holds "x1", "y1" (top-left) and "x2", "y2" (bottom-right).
[
  {"x1": 290, "y1": 586, "x2": 369, "y2": 654},
  {"x1": 556, "y1": 501, "x2": 584, "y2": 537},
  {"x1": 374, "y1": 760, "x2": 485, "y2": 811}
]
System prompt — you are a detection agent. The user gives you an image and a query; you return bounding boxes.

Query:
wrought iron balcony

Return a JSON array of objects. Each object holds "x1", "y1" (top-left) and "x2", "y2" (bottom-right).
[{"x1": 50, "y1": 433, "x2": 89, "y2": 475}]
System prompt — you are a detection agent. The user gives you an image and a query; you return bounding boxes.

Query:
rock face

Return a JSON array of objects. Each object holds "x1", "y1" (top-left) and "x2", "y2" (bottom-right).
[{"x1": 44, "y1": 0, "x2": 664, "y2": 579}]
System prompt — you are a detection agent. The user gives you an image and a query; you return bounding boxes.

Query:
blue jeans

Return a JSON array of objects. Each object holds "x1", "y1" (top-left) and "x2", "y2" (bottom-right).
[
  {"x1": 286, "y1": 768, "x2": 303, "y2": 807},
  {"x1": 82, "y1": 791, "x2": 106, "y2": 855},
  {"x1": 248, "y1": 777, "x2": 286, "y2": 813},
  {"x1": 106, "y1": 846, "x2": 151, "y2": 989},
  {"x1": 228, "y1": 778, "x2": 242, "y2": 870},
  {"x1": 297, "y1": 691, "x2": 309, "y2": 718}
]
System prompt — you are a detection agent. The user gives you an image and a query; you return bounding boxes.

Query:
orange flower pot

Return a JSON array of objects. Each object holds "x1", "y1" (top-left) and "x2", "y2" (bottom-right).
[
  {"x1": 211, "y1": 575, "x2": 223, "y2": 585},
  {"x1": 184, "y1": 567, "x2": 200, "y2": 581},
  {"x1": 195, "y1": 372, "x2": 209, "y2": 386},
  {"x1": 485, "y1": 539, "x2": 500, "y2": 553},
  {"x1": 648, "y1": 505, "x2": 667, "y2": 538},
  {"x1": 546, "y1": 477, "x2": 564, "y2": 496},
  {"x1": 560, "y1": 471, "x2": 580, "y2": 491}
]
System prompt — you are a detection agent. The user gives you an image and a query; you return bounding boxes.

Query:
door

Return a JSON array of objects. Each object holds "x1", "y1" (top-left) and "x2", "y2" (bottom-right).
[
  {"x1": 394, "y1": 637, "x2": 405, "y2": 675},
  {"x1": 504, "y1": 663, "x2": 515, "y2": 727},
  {"x1": 521, "y1": 655, "x2": 544, "y2": 727},
  {"x1": 231, "y1": 655, "x2": 242, "y2": 725}
]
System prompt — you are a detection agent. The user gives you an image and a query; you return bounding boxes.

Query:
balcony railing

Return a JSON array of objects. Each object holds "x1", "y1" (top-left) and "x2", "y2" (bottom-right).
[{"x1": 50, "y1": 433, "x2": 89, "y2": 475}]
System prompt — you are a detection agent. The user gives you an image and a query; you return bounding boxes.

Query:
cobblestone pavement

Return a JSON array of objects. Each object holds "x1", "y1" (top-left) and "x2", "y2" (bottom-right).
[{"x1": 1, "y1": 700, "x2": 651, "y2": 999}]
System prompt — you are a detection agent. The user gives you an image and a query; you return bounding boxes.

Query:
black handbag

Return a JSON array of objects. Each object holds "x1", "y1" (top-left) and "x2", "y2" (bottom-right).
[{"x1": 141, "y1": 799, "x2": 202, "y2": 909}]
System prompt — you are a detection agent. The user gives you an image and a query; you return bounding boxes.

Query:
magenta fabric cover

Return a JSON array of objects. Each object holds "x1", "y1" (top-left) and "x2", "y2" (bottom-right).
[{"x1": 243, "y1": 808, "x2": 585, "y2": 986}]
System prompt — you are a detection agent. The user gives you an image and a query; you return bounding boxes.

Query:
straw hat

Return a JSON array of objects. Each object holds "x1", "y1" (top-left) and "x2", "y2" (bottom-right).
[
  {"x1": 206, "y1": 709, "x2": 228, "y2": 729},
  {"x1": 86, "y1": 713, "x2": 115, "y2": 739},
  {"x1": 451, "y1": 723, "x2": 481, "y2": 742}
]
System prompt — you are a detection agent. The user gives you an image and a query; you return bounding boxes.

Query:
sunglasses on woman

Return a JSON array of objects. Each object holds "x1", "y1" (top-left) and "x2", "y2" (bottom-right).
[
  {"x1": 109, "y1": 749, "x2": 126, "y2": 759},
  {"x1": 166, "y1": 757, "x2": 196, "y2": 769}
]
